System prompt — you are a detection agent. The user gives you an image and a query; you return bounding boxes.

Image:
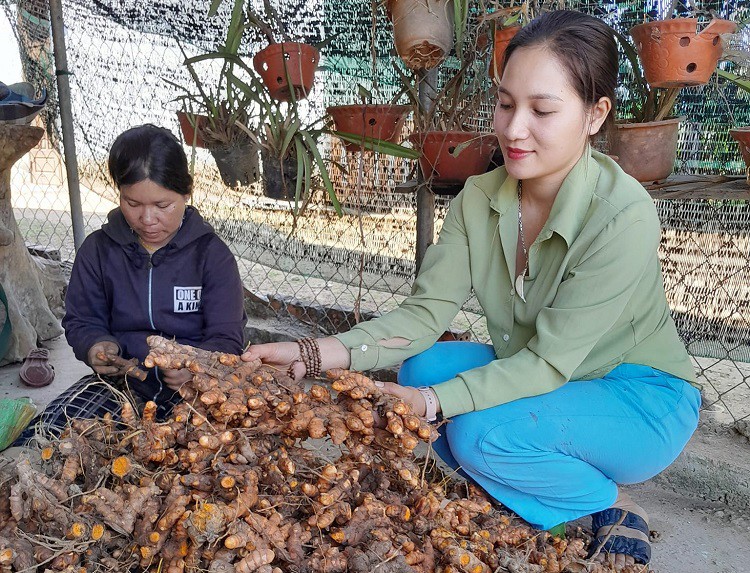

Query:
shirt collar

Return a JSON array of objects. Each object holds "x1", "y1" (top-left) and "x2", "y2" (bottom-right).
[
  {"x1": 472, "y1": 147, "x2": 601, "y2": 247},
  {"x1": 545, "y1": 148, "x2": 601, "y2": 246}
]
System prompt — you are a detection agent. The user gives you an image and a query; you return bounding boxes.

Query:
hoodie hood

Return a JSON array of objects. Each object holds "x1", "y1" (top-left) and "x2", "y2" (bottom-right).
[{"x1": 102, "y1": 206, "x2": 214, "y2": 267}]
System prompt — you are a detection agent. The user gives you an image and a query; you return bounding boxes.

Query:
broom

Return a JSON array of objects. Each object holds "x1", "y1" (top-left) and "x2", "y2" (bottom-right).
[{"x1": 0, "y1": 397, "x2": 37, "y2": 450}]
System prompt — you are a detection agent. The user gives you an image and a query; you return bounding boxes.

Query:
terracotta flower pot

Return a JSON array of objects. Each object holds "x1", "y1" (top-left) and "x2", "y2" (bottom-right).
[
  {"x1": 253, "y1": 42, "x2": 320, "y2": 101},
  {"x1": 490, "y1": 26, "x2": 521, "y2": 82},
  {"x1": 387, "y1": 0, "x2": 454, "y2": 70},
  {"x1": 730, "y1": 127, "x2": 750, "y2": 174},
  {"x1": 610, "y1": 117, "x2": 684, "y2": 183},
  {"x1": 176, "y1": 111, "x2": 209, "y2": 149},
  {"x1": 630, "y1": 18, "x2": 737, "y2": 88},
  {"x1": 410, "y1": 131, "x2": 499, "y2": 193},
  {"x1": 327, "y1": 104, "x2": 410, "y2": 152}
]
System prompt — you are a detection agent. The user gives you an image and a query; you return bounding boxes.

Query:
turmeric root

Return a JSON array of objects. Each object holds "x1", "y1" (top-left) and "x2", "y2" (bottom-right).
[{"x1": 0, "y1": 337, "x2": 611, "y2": 573}]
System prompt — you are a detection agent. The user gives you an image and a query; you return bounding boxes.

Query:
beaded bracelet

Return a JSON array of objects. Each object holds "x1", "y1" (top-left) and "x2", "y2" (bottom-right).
[{"x1": 287, "y1": 337, "x2": 322, "y2": 380}]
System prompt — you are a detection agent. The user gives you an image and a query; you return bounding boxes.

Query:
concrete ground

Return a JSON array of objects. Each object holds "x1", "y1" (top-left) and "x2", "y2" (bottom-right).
[
  {"x1": 0, "y1": 336, "x2": 749, "y2": 573},
  {"x1": 0, "y1": 336, "x2": 91, "y2": 411}
]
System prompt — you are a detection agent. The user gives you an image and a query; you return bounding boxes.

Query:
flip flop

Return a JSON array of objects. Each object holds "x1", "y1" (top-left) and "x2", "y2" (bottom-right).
[
  {"x1": 0, "y1": 83, "x2": 47, "y2": 125},
  {"x1": 588, "y1": 508, "x2": 651, "y2": 564},
  {"x1": 19, "y1": 348, "x2": 55, "y2": 388}
]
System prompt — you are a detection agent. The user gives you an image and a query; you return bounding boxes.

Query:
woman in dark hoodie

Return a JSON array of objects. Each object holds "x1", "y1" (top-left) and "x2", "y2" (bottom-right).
[{"x1": 20, "y1": 124, "x2": 246, "y2": 439}]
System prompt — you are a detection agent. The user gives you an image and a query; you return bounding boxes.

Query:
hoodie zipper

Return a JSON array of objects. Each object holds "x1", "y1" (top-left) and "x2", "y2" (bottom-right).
[
  {"x1": 146, "y1": 256, "x2": 166, "y2": 403},
  {"x1": 147, "y1": 258, "x2": 156, "y2": 330}
]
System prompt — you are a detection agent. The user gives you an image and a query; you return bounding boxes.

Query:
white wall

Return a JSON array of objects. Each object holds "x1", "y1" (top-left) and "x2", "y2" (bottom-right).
[{"x1": 0, "y1": 9, "x2": 24, "y2": 84}]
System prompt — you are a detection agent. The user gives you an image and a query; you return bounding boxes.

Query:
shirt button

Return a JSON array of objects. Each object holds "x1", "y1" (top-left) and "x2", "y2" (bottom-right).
[
  {"x1": 502, "y1": 334, "x2": 510, "y2": 342},
  {"x1": 361, "y1": 344, "x2": 368, "y2": 352},
  {"x1": 510, "y1": 288, "x2": 515, "y2": 296}
]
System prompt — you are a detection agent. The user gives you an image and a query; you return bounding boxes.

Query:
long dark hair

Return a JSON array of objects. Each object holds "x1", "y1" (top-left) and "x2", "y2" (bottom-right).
[
  {"x1": 108, "y1": 124, "x2": 193, "y2": 196},
  {"x1": 503, "y1": 10, "x2": 618, "y2": 136}
]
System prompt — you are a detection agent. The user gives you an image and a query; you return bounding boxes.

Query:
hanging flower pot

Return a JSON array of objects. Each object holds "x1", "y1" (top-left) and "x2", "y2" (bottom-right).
[
  {"x1": 209, "y1": 143, "x2": 260, "y2": 187},
  {"x1": 176, "y1": 111, "x2": 209, "y2": 149},
  {"x1": 490, "y1": 25, "x2": 521, "y2": 83},
  {"x1": 253, "y1": 42, "x2": 320, "y2": 101},
  {"x1": 610, "y1": 118, "x2": 684, "y2": 184},
  {"x1": 730, "y1": 127, "x2": 750, "y2": 180},
  {"x1": 387, "y1": 0, "x2": 454, "y2": 70},
  {"x1": 409, "y1": 131, "x2": 498, "y2": 194},
  {"x1": 630, "y1": 18, "x2": 737, "y2": 88},
  {"x1": 261, "y1": 152, "x2": 298, "y2": 200},
  {"x1": 327, "y1": 104, "x2": 410, "y2": 152}
]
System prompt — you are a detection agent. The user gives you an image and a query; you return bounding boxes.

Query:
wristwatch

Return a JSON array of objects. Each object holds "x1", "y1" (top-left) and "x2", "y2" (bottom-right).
[{"x1": 417, "y1": 386, "x2": 438, "y2": 422}]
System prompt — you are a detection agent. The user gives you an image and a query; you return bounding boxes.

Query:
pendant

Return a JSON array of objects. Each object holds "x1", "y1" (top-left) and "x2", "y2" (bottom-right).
[{"x1": 515, "y1": 273, "x2": 526, "y2": 302}]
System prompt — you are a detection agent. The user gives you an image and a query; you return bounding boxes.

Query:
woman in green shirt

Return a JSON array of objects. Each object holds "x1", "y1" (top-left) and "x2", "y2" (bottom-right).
[{"x1": 242, "y1": 10, "x2": 699, "y2": 569}]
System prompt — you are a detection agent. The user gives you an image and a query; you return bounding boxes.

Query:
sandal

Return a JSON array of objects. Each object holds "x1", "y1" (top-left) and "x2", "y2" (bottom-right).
[
  {"x1": 588, "y1": 508, "x2": 651, "y2": 564},
  {"x1": 19, "y1": 348, "x2": 55, "y2": 388}
]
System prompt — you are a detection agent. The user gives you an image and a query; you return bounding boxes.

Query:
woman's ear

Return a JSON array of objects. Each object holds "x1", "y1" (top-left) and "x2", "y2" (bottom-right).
[{"x1": 588, "y1": 96, "x2": 612, "y2": 136}]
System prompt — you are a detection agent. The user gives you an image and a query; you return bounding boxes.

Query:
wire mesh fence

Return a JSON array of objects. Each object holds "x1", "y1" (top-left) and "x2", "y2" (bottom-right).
[{"x1": 2, "y1": 0, "x2": 749, "y2": 426}]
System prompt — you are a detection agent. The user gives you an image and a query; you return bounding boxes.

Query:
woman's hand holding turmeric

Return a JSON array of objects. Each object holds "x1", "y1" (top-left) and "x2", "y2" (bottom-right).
[
  {"x1": 241, "y1": 341, "x2": 304, "y2": 376},
  {"x1": 241, "y1": 337, "x2": 352, "y2": 380},
  {"x1": 374, "y1": 381, "x2": 441, "y2": 420},
  {"x1": 161, "y1": 368, "x2": 193, "y2": 391},
  {"x1": 87, "y1": 341, "x2": 124, "y2": 376}
]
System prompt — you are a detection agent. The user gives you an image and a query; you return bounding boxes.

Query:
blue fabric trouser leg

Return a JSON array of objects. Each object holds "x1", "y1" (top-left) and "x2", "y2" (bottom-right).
[{"x1": 398, "y1": 341, "x2": 701, "y2": 530}]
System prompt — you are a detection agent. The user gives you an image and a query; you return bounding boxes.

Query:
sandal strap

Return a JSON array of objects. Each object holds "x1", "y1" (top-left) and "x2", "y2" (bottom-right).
[
  {"x1": 592, "y1": 508, "x2": 649, "y2": 535},
  {"x1": 589, "y1": 508, "x2": 651, "y2": 564},
  {"x1": 591, "y1": 532, "x2": 651, "y2": 564},
  {"x1": 595, "y1": 524, "x2": 649, "y2": 543},
  {"x1": 26, "y1": 348, "x2": 50, "y2": 359}
]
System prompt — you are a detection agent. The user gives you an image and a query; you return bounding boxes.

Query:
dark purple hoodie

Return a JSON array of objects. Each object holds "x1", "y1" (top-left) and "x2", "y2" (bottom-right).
[{"x1": 62, "y1": 206, "x2": 246, "y2": 409}]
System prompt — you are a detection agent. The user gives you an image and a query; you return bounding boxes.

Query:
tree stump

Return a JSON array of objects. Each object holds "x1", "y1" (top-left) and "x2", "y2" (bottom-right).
[{"x1": 0, "y1": 124, "x2": 63, "y2": 364}]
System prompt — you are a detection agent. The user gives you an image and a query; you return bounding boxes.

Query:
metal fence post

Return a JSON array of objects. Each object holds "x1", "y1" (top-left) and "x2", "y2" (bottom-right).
[
  {"x1": 49, "y1": 0, "x2": 85, "y2": 251},
  {"x1": 415, "y1": 67, "x2": 438, "y2": 274}
]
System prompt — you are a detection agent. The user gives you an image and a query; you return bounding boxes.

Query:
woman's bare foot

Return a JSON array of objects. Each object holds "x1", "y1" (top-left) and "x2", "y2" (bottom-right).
[{"x1": 589, "y1": 492, "x2": 651, "y2": 571}]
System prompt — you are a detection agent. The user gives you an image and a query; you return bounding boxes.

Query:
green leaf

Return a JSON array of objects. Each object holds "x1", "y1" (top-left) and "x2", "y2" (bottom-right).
[
  {"x1": 357, "y1": 84, "x2": 373, "y2": 104},
  {"x1": 612, "y1": 28, "x2": 647, "y2": 94},
  {"x1": 333, "y1": 131, "x2": 420, "y2": 158},
  {"x1": 294, "y1": 138, "x2": 306, "y2": 208},
  {"x1": 207, "y1": 0, "x2": 225, "y2": 18},
  {"x1": 391, "y1": 62, "x2": 420, "y2": 108},
  {"x1": 718, "y1": 69, "x2": 750, "y2": 94},
  {"x1": 185, "y1": 52, "x2": 256, "y2": 79},
  {"x1": 454, "y1": 0, "x2": 468, "y2": 59},
  {"x1": 450, "y1": 139, "x2": 473, "y2": 158},
  {"x1": 300, "y1": 131, "x2": 342, "y2": 215},
  {"x1": 314, "y1": 33, "x2": 341, "y2": 52},
  {"x1": 280, "y1": 118, "x2": 301, "y2": 158}
]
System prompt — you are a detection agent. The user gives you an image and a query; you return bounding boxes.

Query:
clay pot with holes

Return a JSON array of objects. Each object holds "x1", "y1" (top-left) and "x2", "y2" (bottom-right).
[
  {"x1": 489, "y1": 25, "x2": 521, "y2": 83},
  {"x1": 176, "y1": 111, "x2": 209, "y2": 148},
  {"x1": 630, "y1": 18, "x2": 737, "y2": 88},
  {"x1": 409, "y1": 131, "x2": 499, "y2": 195},
  {"x1": 327, "y1": 104, "x2": 410, "y2": 152},
  {"x1": 253, "y1": 42, "x2": 319, "y2": 101}
]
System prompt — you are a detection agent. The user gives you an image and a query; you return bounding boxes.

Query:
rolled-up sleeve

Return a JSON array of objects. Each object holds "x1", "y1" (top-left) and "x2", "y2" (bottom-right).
[{"x1": 335, "y1": 196, "x2": 473, "y2": 370}]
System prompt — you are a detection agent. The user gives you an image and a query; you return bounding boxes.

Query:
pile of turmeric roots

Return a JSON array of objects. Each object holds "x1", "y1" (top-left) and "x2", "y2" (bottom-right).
[{"x1": 0, "y1": 336, "x2": 635, "y2": 573}]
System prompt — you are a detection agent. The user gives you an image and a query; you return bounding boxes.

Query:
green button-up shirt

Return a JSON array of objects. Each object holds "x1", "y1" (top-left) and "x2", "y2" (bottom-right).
[{"x1": 335, "y1": 149, "x2": 695, "y2": 418}]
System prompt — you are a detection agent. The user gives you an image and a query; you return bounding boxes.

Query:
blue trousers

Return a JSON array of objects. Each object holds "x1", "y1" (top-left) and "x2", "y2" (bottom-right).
[{"x1": 398, "y1": 341, "x2": 700, "y2": 529}]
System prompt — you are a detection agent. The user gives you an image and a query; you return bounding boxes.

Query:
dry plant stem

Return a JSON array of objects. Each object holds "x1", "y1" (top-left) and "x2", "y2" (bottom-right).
[{"x1": 0, "y1": 335, "x2": 625, "y2": 573}]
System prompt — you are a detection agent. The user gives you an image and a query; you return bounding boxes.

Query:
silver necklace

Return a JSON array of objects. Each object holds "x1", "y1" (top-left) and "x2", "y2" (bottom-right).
[{"x1": 516, "y1": 179, "x2": 528, "y2": 302}]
